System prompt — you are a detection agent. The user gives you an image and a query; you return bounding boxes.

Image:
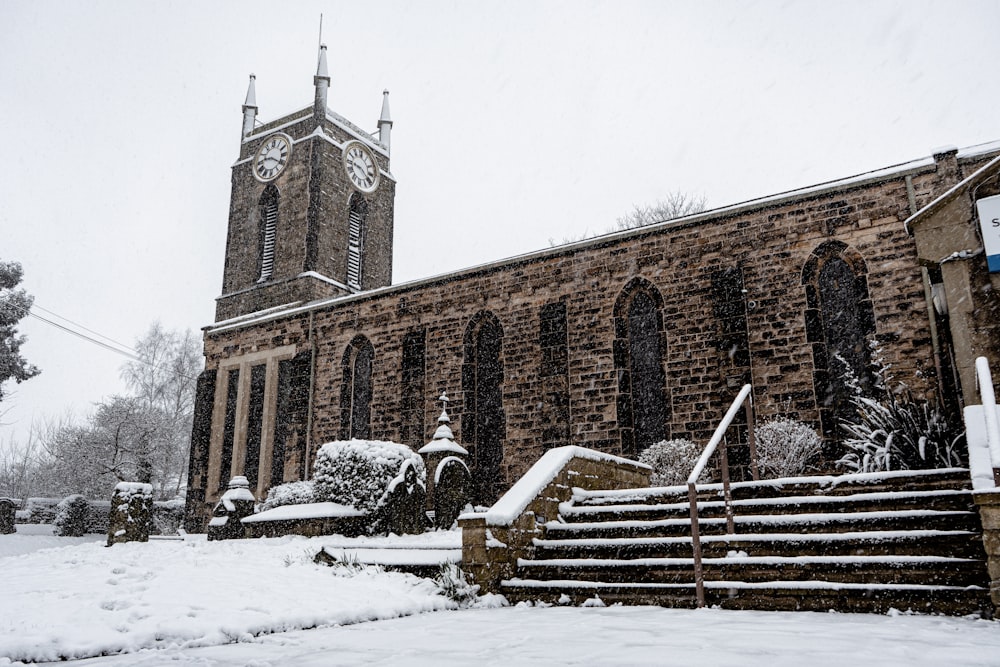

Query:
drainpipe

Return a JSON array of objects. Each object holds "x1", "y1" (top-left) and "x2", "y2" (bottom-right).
[
  {"x1": 909, "y1": 174, "x2": 947, "y2": 406},
  {"x1": 305, "y1": 309, "x2": 317, "y2": 478}
]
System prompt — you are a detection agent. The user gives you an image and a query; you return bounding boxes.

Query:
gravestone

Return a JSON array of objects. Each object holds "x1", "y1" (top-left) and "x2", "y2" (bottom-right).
[
  {"x1": 208, "y1": 476, "x2": 256, "y2": 541},
  {"x1": 376, "y1": 460, "x2": 427, "y2": 535},
  {"x1": 107, "y1": 482, "x2": 153, "y2": 546},
  {"x1": 434, "y1": 456, "x2": 472, "y2": 529}
]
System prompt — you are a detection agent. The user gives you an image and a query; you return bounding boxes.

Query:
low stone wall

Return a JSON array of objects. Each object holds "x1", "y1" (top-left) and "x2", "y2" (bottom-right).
[
  {"x1": 243, "y1": 514, "x2": 370, "y2": 539},
  {"x1": 459, "y1": 445, "x2": 650, "y2": 593}
]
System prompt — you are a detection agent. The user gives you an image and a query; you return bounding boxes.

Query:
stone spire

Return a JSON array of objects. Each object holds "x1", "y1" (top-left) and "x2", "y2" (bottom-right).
[
  {"x1": 378, "y1": 89, "x2": 393, "y2": 152},
  {"x1": 241, "y1": 74, "x2": 257, "y2": 138},
  {"x1": 419, "y1": 392, "x2": 468, "y2": 455},
  {"x1": 313, "y1": 44, "x2": 330, "y2": 119}
]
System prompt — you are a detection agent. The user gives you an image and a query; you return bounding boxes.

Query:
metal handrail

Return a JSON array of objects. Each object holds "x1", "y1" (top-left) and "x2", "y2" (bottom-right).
[
  {"x1": 687, "y1": 383, "x2": 757, "y2": 608},
  {"x1": 976, "y1": 356, "x2": 1000, "y2": 470}
]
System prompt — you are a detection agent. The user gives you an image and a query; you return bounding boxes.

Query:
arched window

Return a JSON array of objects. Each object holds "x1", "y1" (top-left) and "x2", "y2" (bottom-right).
[
  {"x1": 346, "y1": 193, "x2": 369, "y2": 290},
  {"x1": 340, "y1": 335, "x2": 375, "y2": 440},
  {"x1": 802, "y1": 242, "x2": 876, "y2": 437},
  {"x1": 462, "y1": 311, "x2": 505, "y2": 504},
  {"x1": 614, "y1": 278, "x2": 669, "y2": 457},
  {"x1": 258, "y1": 185, "x2": 279, "y2": 282}
]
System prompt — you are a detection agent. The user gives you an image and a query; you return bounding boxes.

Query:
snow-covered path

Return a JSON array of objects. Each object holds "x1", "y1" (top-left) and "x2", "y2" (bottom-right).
[
  {"x1": 54, "y1": 605, "x2": 1000, "y2": 666},
  {"x1": 2, "y1": 528, "x2": 999, "y2": 666}
]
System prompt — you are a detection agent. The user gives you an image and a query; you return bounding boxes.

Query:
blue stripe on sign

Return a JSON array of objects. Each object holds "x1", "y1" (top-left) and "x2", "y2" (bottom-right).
[{"x1": 989, "y1": 254, "x2": 1000, "y2": 273}]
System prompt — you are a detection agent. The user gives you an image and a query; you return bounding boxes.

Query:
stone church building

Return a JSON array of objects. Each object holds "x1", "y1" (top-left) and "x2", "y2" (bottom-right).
[{"x1": 184, "y1": 47, "x2": 1000, "y2": 529}]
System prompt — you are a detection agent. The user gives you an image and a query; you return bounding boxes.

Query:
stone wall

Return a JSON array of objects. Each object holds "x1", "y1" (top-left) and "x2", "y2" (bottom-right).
[{"x1": 186, "y1": 147, "x2": 1000, "y2": 526}]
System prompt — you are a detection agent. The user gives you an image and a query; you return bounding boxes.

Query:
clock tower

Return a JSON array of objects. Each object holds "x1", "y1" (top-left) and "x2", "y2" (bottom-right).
[{"x1": 215, "y1": 45, "x2": 395, "y2": 322}]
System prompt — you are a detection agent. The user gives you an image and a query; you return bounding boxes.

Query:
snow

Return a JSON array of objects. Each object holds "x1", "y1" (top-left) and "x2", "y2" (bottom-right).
[
  {"x1": 241, "y1": 501, "x2": 365, "y2": 523},
  {"x1": 418, "y1": 440, "x2": 468, "y2": 455},
  {"x1": 966, "y1": 404, "x2": 1000, "y2": 490},
  {"x1": 577, "y1": 467, "x2": 971, "y2": 503},
  {"x1": 47, "y1": 605, "x2": 1000, "y2": 667},
  {"x1": 547, "y1": 509, "x2": 970, "y2": 533},
  {"x1": 2, "y1": 527, "x2": 998, "y2": 666},
  {"x1": 477, "y1": 446, "x2": 650, "y2": 527},
  {"x1": 113, "y1": 482, "x2": 152, "y2": 496},
  {"x1": 0, "y1": 530, "x2": 457, "y2": 663},
  {"x1": 534, "y1": 529, "x2": 973, "y2": 549},
  {"x1": 0, "y1": 524, "x2": 103, "y2": 558}
]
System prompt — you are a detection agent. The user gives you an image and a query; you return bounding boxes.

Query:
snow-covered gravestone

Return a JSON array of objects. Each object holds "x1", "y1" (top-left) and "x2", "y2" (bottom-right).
[
  {"x1": 208, "y1": 476, "x2": 256, "y2": 541},
  {"x1": 418, "y1": 392, "x2": 470, "y2": 526},
  {"x1": 106, "y1": 482, "x2": 153, "y2": 546},
  {"x1": 434, "y1": 457, "x2": 472, "y2": 529},
  {"x1": 375, "y1": 459, "x2": 428, "y2": 535},
  {"x1": 0, "y1": 497, "x2": 15, "y2": 535}
]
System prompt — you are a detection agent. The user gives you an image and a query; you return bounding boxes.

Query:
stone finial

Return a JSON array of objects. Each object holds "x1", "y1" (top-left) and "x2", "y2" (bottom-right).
[
  {"x1": 314, "y1": 44, "x2": 330, "y2": 118},
  {"x1": 378, "y1": 89, "x2": 392, "y2": 151},
  {"x1": 242, "y1": 74, "x2": 258, "y2": 138},
  {"x1": 419, "y1": 392, "x2": 467, "y2": 456}
]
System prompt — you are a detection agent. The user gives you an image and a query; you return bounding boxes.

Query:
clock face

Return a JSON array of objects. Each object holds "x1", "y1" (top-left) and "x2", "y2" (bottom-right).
[
  {"x1": 253, "y1": 134, "x2": 292, "y2": 182},
  {"x1": 343, "y1": 141, "x2": 380, "y2": 192}
]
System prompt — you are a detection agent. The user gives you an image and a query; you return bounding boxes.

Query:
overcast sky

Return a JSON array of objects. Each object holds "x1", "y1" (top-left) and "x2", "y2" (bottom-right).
[{"x1": 2, "y1": 0, "x2": 999, "y2": 445}]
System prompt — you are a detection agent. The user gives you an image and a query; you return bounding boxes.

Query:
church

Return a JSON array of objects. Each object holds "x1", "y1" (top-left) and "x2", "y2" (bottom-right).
[{"x1": 183, "y1": 46, "x2": 1000, "y2": 530}]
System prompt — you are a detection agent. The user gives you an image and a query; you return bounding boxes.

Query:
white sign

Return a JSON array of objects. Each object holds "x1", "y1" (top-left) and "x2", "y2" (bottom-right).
[{"x1": 976, "y1": 194, "x2": 1000, "y2": 273}]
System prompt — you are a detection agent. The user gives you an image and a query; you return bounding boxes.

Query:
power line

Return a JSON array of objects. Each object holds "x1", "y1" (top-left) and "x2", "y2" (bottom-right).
[
  {"x1": 27, "y1": 311, "x2": 140, "y2": 361},
  {"x1": 10, "y1": 301, "x2": 200, "y2": 382},
  {"x1": 30, "y1": 303, "x2": 138, "y2": 355}
]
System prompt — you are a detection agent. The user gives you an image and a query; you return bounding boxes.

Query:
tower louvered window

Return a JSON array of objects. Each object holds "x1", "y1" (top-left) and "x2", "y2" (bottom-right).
[
  {"x1": 258, "y1": 185, "x2": 279, "y2": 282},
  {"x1": 346, "y1": 193, "x2": 368, "y2": 290}
]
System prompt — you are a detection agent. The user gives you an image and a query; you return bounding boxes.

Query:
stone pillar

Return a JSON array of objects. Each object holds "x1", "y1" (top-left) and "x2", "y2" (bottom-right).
[
  {"x1": 974, "y1": 490, "x2": 1000, "y2": 616},
  {"x1": 208, "y1": 476, "x2": 256, "y2": 541},
  {"x1": 418, "y1": 392, "x2": 468, "y2": 515},
  {"x1": 0, "y1": 498, "x2": 16, "y2": 535},
  {"x1": 107, "y1": 482, "x2": 153, "y2": 546}
]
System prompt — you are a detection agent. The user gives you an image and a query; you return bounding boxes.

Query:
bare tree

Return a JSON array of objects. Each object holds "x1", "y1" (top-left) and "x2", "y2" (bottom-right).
[
  {"x1": 550, "y1": 191, "x2": 707, "y2": 246},
  {"x1": 614, "y1": 191, "x2": 707, "y2": 230},
  {"x1": 0, "y1": 427, "x2": 44, "y2": 499},
  {"x1": 33, "y1": 324, "x2": 201, "y2": 499}
]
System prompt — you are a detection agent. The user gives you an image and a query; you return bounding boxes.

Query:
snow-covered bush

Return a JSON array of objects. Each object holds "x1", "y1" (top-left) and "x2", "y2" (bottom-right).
[
  {"x1": 638, "y1": 439, "x2": 709, "y2": 487},
  {"x1": 312, "y1": 440, "x2": 425, "y2": 513},
  {"x1": 151, "y1": 498, "x2": 186, "y2": 535},
  {"x1": 54, "y1": 494, "x2": 91, "y2": 536},
  {"x1": 261, "y1": 480, "x2": 316, "y2": 512},
  {"x1": 838, "y1": 389, "x2": 964, "y2": 473},
  {"x1": 24, "y1": 497, "x2": 59, "y2": 524},
  {"x1": 755, "y1": 417, "x2": 822, "y2": 478}
]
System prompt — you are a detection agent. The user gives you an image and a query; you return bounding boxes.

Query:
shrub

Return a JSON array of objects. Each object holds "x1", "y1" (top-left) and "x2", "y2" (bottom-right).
[
  {"x1": 54, "y1": 494, "x2": 91, "y2": 536},
  {"x1": 151, "y1": 498, "x2": 186, "y2": 535},
  {"x1": 638, "y1": 439, "x2": 710, "y2": 487},
  {"x1": 312, "y1": 440, "x2": 425, "y2": 513},
  {"x1": 838, "y1": 389, "x2": 964, "y2": 473},
  {"x1": 435, "y1": 563, "x2": 480, "y2": 607},
  {"x1": 755, "y1": 417, "x2": 822, "y2": 478},
  {"x1": 261, "y1": 480, "x2": 316, "y2": 511}
]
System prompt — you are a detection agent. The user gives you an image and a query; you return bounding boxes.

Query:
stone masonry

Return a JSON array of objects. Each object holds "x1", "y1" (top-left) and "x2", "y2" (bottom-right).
[{"x1": 186, "y1": 140, "x2": 1000, "y2": 529}]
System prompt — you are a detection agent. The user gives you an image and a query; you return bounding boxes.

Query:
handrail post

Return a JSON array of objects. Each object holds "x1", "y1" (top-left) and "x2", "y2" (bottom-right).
[
  {"x1": 688, "y1": 481, "x2": 705, "y2": 608},
  {"x1": 746, "y1": 393, "x2": 759, "y2": 481},
  {"x1": 685, "y1": 383, "x2": 753, "y2": 609}
]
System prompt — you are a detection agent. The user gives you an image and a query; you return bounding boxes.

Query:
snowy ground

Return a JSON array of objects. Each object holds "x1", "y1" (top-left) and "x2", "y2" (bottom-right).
[{"x1": 2, "y1": 527, "x2": 999, "y2": 666}]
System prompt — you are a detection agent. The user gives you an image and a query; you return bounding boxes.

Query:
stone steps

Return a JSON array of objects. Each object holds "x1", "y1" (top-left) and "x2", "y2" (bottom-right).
[{"x1": 499, "y1": 468, "x2": 991, "y2": 615}]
